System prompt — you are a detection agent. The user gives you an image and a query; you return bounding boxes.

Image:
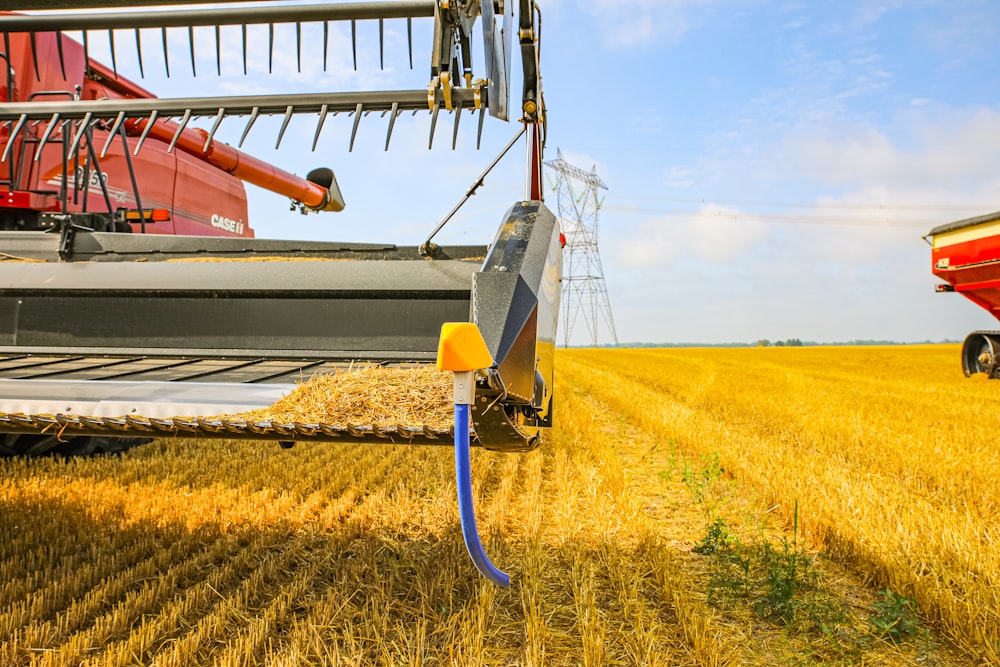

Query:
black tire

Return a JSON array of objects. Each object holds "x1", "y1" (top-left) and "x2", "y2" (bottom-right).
[
  {"x1": 961, "y1": 331, "x2": 1000, "y2": 378},
  {"x1": 0, "y1": 434, "x2": 152, "y2": 458}
]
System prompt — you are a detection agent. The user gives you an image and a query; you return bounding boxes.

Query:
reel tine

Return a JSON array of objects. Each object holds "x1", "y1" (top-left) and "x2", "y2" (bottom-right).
[
  {"x1": 134, "y1": 109, "x2": 158, "y2": 155},
  {"x1": 408, "y1": 18, "x2": 413, "y2": 69},
  {"x1": 29, "y1": 32, "x2": 40, "y2": 81},
  {"x1": 238, "y1": 106, "x2": 260, "y2": 148},
  {"x1": 70, "y1": 118, "x2": 80, "y2": 203},
  {"x1": 241, "y1": 24, "x2": 248, "y2": 75},
  {"x1": 428, "y1": 103, "x2": 440, "y2": 150},
  {"x1": 275, "y1": 105, "x2": 294, "y2": 150},
  {"x1": 476, "y1": 105, "x2": 486, "y2": 150},
  {"x1": 109, "y1": 28, "x2": 118, "y2": 78},
  {"x1": 160, "y1": 27, "x2": 171, "y2": 77},
  {"x1": 268, "y1": 23, "x2": 274, "y2": 74},
  {"x1": 188, "y1": 26, "x2": 196, "y2": 76},
  {"x1": 349, "y1": 102, "x2": 363, "y2": 152},
  {"x1": 68, "y1": 111, "x2": 93, "y2": 157},
  {"x1": 1, "y1": 114, "x2": 27, "y2": 163},
  {"x1": 311, "y1": 104, "x2": 329, "y2": 152},
  {"x1": 100, "y1": 111, "x2": 126, "y2": 158},
  {"x1": 215, "y1": 25, "x2": 221, "y2": 76},
  {"x1": 351, "y1": 20, "x2": 357, "y2": 70},
  {"x1": 379, "y1": 18, "x2": 384, "y2": 70},
  {"x1": 82, "y1": 30, "x2": 89, "y2": 68},
  {"x1": 323, "y1": 21, "x2": 329, "y2": 72},
  {"x1": 34, "y1": 113, "x2": 61, "y2": 159},
  {"x1": 135, "y1": 28, "x2": 145, "y2": 78},
  {"x1": 296, "y1": 22, "x2": 302, "y2": 73},
  {"x1": 59, "y1": 118, "x2": 72, "y2": 170},
  {"x1": 452, "y1": 99, "x2": 463, "y2": 150},
  {"x1": 1, "y1": 33, "x2": 9, "y2": 80},
  {"x1": 56, "y1": 31, "x2": 67, "y2": 80},
  {"x1": 204, "y1": 107, "x2": 225, "y2": 152},
  {"x1": 384, "y1": 102, "x2": 398, "y2": 151},
  {"x1": 167, "y1": 108, "x2": 192, "y2": 153}
]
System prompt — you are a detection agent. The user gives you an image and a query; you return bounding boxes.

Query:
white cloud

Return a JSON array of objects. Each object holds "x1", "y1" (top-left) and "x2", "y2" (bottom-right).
[
  {"x1": 615, "y1": 203, "x2": 771, "y2": 267},
  {"x1": 605, "y1": 102, "x2": 1000, "y2": 342},
  {"x1": 913, "y1": 5, "x2": 1000, "y2": 68},
  {"x1": 850, "y1": 1, "x2": 910, "y2": 28},
  {"x1": 663, "y1": 167, "x2": 696, "y2": 188},
  {"x1": 581, "y1": 0, "x2": 716, "y2": 48},
  {"x1": 784, "y1": 107, "x2": 1000, "y2": 196}
]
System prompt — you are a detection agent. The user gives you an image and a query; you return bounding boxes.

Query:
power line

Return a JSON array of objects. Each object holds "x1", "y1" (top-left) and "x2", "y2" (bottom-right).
[
  {"x1": 606, "y1": 194, "x2": 996, "y2": 213},
  {"x1": 601, "y1": 204, "x2": 943, "y2": 227}
]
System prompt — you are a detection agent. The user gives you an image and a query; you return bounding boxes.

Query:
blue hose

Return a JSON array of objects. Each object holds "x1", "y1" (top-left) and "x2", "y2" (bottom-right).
[{"x1": 454, "y1": 402, "x2": 511, "y2": 587}]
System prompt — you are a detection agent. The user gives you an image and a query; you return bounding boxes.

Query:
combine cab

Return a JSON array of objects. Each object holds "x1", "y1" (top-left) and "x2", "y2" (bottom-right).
[
  {"x1": 0, "y1": 0, "x2": 556, "y2": 585},
  {"x1": 926, "y1": 211, "x2": 1000, "y2": 377}
]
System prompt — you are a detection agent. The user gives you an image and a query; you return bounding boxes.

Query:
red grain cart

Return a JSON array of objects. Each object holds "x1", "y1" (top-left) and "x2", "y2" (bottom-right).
[{"x1": 926, "y1": 211, "x2": 1000, "y2": 376}]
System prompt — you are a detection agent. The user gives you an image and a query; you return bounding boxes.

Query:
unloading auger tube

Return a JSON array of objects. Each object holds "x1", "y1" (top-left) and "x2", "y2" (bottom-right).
[
  {"x1": 122, "y1": 115, "x2": 345, "y2": 213},
  {"x1": 0, "y1": 0, "x2": 553, "y2": 585}
]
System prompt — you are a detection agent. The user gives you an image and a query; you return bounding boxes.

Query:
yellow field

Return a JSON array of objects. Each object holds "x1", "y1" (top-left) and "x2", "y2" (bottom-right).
[{"x1": 0, "y1": 346, "x2": 996, "y2": 666}]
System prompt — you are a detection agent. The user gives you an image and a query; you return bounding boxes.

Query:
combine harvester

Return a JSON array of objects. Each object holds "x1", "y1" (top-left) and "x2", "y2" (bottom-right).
[
  {"x1": 927, "y1": 211, "x2": 1000, "y2": 377},
  {"x1": 0, "y1": 0, "x2": 558, "y2": 586}
]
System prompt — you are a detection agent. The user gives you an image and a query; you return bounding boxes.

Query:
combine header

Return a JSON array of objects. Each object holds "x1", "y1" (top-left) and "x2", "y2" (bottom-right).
[
  {"x1": 926, "y1": 211, "x2": 1000, "y2": 377},
  {"x1": 0, "y1": 0, "x2": 556, "y2": 585}
]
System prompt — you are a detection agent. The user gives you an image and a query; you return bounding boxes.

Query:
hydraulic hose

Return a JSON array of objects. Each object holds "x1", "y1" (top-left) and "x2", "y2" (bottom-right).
[{"x1": 454, "y1": 401, "x2": 511, "y2": 587}]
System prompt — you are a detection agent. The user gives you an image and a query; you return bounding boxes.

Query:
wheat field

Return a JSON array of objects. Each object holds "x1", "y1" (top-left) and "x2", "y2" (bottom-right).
[{"x1": 0, "y1": 345, "x2": 995, "y2": 665}]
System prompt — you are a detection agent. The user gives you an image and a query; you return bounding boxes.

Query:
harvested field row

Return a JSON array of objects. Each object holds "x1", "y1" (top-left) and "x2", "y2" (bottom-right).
[
  {"x1": 561, "y1": 345, "x2": 997, "y2": 665},
  {"x1": 0, "y1": 346, "x2": 984, "y2": 665}
]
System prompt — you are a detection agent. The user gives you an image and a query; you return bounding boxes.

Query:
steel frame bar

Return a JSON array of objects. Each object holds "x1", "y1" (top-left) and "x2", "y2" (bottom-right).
[
  {"x1": 0, "y1": 89, "x2": 486, "y2": 122},
  {"x1": 0, "y1": 2, "x2": 435, "y2": 32},
  {"x1": 8, "y1": 0, "x2": 287, "y2": 6}
]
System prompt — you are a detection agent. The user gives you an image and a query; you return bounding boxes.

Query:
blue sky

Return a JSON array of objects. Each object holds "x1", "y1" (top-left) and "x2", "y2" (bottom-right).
[{"x1": 71, "y1": 0, "x2": 1000, "y2": 345}]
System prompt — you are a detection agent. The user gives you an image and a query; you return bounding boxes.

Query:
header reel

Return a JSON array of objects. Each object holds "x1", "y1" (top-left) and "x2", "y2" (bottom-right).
[{"x1": 0, "y1": 1, "x2": 537, "y2": 153}]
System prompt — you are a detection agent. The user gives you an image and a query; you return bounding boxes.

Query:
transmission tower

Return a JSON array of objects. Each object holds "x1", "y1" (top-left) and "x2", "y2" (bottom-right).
[{"x1": 545, "y1": 149, "x2": 619, "y2": 347}]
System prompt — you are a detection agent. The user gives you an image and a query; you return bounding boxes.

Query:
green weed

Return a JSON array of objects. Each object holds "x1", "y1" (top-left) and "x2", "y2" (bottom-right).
[
  {"x1": 692, "y1": 516, "x2": 737, "y2": 556},
  {"x1": 698, "y1": 503, "x2": 830, "y2": 627},
  {"x1": 871, "y1": 589, "x2": 924, "y2": 642},
  {"x1": 682, "y1": 451, "x2": 723, "y2": 503}
]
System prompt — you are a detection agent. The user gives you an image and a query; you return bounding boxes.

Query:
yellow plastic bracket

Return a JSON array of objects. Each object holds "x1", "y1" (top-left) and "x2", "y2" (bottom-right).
[
  {"x1": 427, "y1": 78, "x2": 439, "y2": 110},
  {"x1": 436, "y1": 323, "x2": 494, "y2": 372},
  {"x1": 471, "y1": 78, "x2": 486, "y2": 110},
  {"x1": 441, "y1": 72, "x2": 453, "y2": 111}
]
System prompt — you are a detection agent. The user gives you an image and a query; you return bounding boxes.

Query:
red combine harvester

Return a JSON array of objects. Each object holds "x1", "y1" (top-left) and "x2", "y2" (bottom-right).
[
  {"x1": 0, "y1": 24, "x2": 342, "y2": 237},
  {"x1": 926, "y1": 211, "x2": 1000, "y2": 376},
  {"x1": 0, "y1": 1, "x2": 555, "y2": 586}
]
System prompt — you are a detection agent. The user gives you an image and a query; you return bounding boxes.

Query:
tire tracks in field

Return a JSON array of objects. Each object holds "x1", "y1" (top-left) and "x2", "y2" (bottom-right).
[
  {"x1": 560, "y1": 351, "x2": 986, "y2": 666},
  {"x1": 547, "y1": 366, "x2": 732, "y2": 667}
]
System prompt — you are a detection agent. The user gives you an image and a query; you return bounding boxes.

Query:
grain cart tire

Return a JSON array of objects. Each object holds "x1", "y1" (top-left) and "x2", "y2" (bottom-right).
[
  {"x1": 0, "y1": 434, "x2": 152, "y2": 458},
  {"x1": 961, "y1": 331, "x2": 1000, "y2": 378}
]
